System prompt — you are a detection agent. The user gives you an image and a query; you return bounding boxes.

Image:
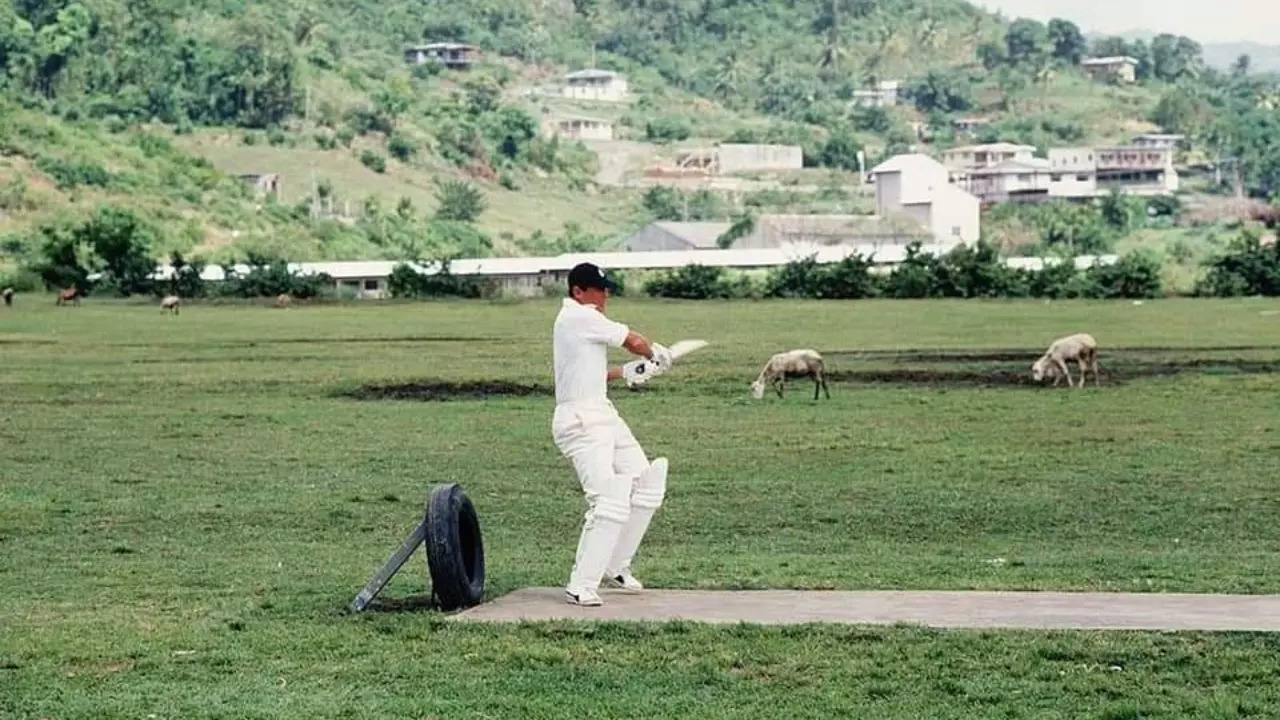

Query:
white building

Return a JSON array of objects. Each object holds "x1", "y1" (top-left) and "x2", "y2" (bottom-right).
[
  {"x1": 562, "y1": 69, "x2": 630, "y2": 102},
  {"x1": 1131, "y1": 133, "x2": 1185, "y2": 150},
  {"x1": 1082, "y1": 56, "x2": 1138, "y2": 83},
  {"x1": 142, "y1": 246, "x2": 1115, "y2": 300},
  {"x1": 956, "y1": 159, "x2": 1054, "y2": 204},
  {"x1": 942, "y1": 143, "x2": 1037, "y2": 172},
  {"x1": 870, "y1": 154, "x2": 981, "y2": 247},
  {"x1": 403, "y1": 43, "x2": 479, "y2": 70},
  {"x1": 850, "y1": 80, "x2": 900, "y2": 108},
  {"x1": 547, "y1": 115, "x2": 614, "y2": 141},
  {"x1": 1048, "y1": 146, "x2": 1179, "y2": 198},
  {"x1": 623, "y1": 215, "x2": 928, "y2": 252}
]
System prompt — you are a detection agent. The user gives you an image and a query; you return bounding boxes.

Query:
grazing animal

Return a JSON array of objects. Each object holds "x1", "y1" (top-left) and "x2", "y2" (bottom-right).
[
  {"x1": 1032, "y1": 333, "x2": 1100, "y2": 388},
  {"x1": 161, "y1": 295, "x2": 181, "y2": 314},
  {"x1": 2, "y1": 287, "x2": 13, "y2": 307},
  {"x1": 751, "y1": 349, "x2": 830, "y2": 400},
  {"x1": 275, "y1": 293, "x2": 292, "y2": 308},
  {"x1": 56, "y1": 288, "x2": 80, "y2": 306}
]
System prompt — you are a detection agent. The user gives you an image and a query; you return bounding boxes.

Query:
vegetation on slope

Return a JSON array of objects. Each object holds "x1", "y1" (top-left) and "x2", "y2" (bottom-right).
[{"x1": 1, "y1": 0, "x2": 1278, "y2": 294}]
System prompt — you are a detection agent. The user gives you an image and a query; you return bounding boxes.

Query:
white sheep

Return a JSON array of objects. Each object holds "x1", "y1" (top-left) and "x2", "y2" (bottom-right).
[
  {"x1": 1031, "y1": 332, "x2": 1100, "y2": 388},
  {"x1": 751, "y1": 349, "x2": 830, "y2": 400},
  {"x1": 160, "y1": 295, "x2": 181, "y2": 314}
]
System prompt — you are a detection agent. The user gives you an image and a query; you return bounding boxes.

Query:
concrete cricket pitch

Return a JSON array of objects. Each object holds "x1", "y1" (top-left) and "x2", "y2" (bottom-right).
[{"x1": 450, "y1": 588, "x2": 1280, "y2": 631}]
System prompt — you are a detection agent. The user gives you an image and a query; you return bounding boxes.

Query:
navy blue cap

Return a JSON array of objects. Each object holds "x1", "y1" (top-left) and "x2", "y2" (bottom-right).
[{"x1": 568, "y1": 262, "x2": 618, "y2": 292}]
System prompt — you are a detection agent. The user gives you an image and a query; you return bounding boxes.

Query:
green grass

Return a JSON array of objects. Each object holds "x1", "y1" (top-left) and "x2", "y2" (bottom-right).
[{"x1": 3, "y1": 296, "x2": 1280, "y2": 717}]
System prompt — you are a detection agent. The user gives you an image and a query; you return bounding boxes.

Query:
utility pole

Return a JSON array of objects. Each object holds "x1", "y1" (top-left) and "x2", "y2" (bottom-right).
[{"x1": 306, "y1": 84, "x2": 318, "y2": 219}]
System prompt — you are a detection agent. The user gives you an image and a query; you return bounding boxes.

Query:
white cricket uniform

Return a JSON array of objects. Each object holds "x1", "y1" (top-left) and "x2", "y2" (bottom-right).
[{"x1": 551, "y1": 298, "x2": 665, "y2": 593}]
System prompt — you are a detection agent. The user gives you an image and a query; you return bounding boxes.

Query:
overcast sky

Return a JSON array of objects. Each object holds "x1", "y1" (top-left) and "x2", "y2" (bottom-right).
[{"x1": 973, "y1": 0, "x2": 1277, "y2": 44}]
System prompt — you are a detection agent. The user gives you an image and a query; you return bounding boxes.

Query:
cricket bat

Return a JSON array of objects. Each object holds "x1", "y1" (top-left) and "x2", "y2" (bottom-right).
[{"x1": 668, "y1": 339, "x2": 709, "y2": 361}]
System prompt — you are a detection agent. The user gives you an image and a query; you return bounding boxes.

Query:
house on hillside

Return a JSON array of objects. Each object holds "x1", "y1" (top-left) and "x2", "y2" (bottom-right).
[
  {"x1": 404, "y1": 43, "x2": 479, "y2": 70},
  {"x1": 1131, "y1": 133, "x2": 1186, "y2": 150},
  {"x1": 1047, "y1": 146, "x2": 1178, "y2": 198},
  {"x1": 850, "y1": 80, "x2": 901, "y2": 108},
  {"x1": 952, "y1": 116, "x2": 993, "y2": 133},
  {"x1": 236, "y1": 173, "x2": 281, "y2": 200},
  {"x1": 956, "y1": 160, "x2": 1054, "y2": 204},
  {"x1": 562, "y1": 69, "x2": 630, "y2": 102},
  {"x1": 942, "y1": 143, "x2": 1037, "y2": 172},
  {"x1": 623, "y1": 221, "x2": 733, "y2": 251},
  {"x1": 547, "y1": 115, "x2": 614, "y2": 141},
  {"x1": 870, "y1": 154, "x2": 981, "y2": 246},
  {"x1": 1081, "y1": 56, "x2": 1138, "y2": 83}
]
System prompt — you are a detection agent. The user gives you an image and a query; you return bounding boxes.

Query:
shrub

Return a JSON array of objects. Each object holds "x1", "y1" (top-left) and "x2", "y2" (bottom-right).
[
  {"x1": 433, "y1": 180, "x2": 485, "y2": 222},
  {"x1": 1084, "y1": 251, "x2": 1163, "y2": 298},
  {"x1": 212, "y1": 254, "x2": 332, "y2": 299},
  {"x1": 359, "y1": 150, "x2": 387, "y2": 173},
  {"x1": 1196, "y1": 231, "x2": 1280, "y2": 296},
  {"x1": 645, "y1": 117, "x2": 691, "y2": 143},
  {"x1": 387, "y1": 133, "x2": 417, "y2": 162},
  {"x1": 644, "y1": 265, "x2": 737, "y2": 299},
  {"x1": 34, "y1": 156, "x2": 111, "y2": 190},
  {"x1": 0, "y1": 267, "x2": 42, "y2": 292},
  {"x1": 387, "y1": 261, "x2": 483, "y2": 298}
]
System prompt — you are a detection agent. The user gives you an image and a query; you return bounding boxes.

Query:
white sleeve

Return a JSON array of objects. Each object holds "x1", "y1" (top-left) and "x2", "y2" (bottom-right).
[{"x1": 580, "y1": 310, "x2": 630, "y2": 348}]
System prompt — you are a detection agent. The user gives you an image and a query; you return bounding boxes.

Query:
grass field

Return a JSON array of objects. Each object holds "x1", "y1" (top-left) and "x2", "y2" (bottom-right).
[{"x1": 4, "y1": 296, "x2": 1280, "y2": 718}]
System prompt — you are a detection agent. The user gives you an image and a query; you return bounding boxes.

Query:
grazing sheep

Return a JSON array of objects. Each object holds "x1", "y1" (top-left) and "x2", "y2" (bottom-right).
[
  {"x1": 275, "y1": 293, "x2": 292, "y2": 308},
  {"x1": 161, "y1": 295, "x2": 181, "y2": 314},
  {"x1": 751, "y1": 349, "x2": 830, "y2": 400},
  {"x1": 1031, "y1": 333, "x2": 1100, "y2": 388},
  {"x1": 55, "y1": 288, "x2": 80, "y2": 306},
  {"x1": 2, "y1": 287, "x2": 12, "y2": 307}
]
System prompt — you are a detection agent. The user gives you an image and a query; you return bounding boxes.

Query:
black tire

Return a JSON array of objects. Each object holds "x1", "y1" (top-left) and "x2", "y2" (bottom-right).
[{"x1": 424, "y1": 483, "x2": 485, "y2": 611}]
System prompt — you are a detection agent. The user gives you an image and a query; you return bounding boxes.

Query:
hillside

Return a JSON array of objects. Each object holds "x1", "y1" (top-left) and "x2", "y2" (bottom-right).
[
  {"x1": 1105, "y1": 31, "x2": 1280, "y2": 74},
  {"x1": 2, "y1": 0, "x2": 1276, "y2": 292}
]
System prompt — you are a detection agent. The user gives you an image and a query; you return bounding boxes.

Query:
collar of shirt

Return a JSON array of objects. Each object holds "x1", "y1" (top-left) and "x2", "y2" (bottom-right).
[{"x1": 562, "y1": 298, "x2": 600, "y2": 312}]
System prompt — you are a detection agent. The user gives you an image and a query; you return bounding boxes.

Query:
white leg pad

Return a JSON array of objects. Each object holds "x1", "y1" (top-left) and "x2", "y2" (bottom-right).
[
  {"x1": 607, "y1": 458, "x2": 668, "y2": 576},
  {"x1": 569, "y1": 495, "x2": 630, "y2": 592}
]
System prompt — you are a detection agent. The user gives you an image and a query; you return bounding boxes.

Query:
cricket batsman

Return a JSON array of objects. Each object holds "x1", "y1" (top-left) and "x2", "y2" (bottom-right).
[{"x1": 552, "y1": 262, "x2": 673, "y2": 607}]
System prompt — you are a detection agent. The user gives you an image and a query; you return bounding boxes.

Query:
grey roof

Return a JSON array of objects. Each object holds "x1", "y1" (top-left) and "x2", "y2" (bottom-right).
[
  {"x1": 565, "y1": 69, "x2": 621, "y2": 80},
  {"x1": 652, "y1": 221, "x2": 733, "y2": 248},
  {"x1": 967, "y1": 159, "x2": 1053, "y2": 175},
  {"x1": 869, "y1": 153, "x2": 947, "y2": 175}
]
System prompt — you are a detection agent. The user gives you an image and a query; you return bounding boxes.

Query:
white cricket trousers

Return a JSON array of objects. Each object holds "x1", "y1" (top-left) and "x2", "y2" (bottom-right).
[{"x1": 552, "y1": 399, "x2": 664, "y2": 592}]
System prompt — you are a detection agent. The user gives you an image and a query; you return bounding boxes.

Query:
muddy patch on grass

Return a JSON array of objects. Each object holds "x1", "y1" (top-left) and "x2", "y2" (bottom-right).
[
  {"x1": 262, "y1": 335, "x2": 502, "y2": 345},
  {"x1": 824, "y1": 345, "x2": 1280, "y2": 365},
  {"x1": 132, "y1": 354, "x2": 331, "y2": 365},
  {"x1": 826, "y1": 359, "x2": 1280, "y2": 388},
  {"x1": 111, "y1": 335, "x2": 502, "y2": 350},
  {"x1": 827, "y1": 369, "x2": 1042, "y2": 387},
  {"x1": 340, "y1": 379, "x2": 552, "y2": 401}
]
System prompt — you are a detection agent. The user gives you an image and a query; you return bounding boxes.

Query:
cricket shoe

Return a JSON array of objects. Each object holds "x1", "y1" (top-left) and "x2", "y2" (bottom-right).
[
  {"x1": 565, "y1": 587, "x2": 604, "y2": 607},
  {"x1": 603, "y1": 570, "x2": 644, "y2": 593}
]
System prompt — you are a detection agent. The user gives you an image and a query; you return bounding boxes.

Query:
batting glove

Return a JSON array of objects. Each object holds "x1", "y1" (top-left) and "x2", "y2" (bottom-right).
[
  {"x1": 650, "y1": 343, "x2": 674, "y2": 371},
  {"x1": 622, "y1": 359, "x2": 657, "y2": 388}
]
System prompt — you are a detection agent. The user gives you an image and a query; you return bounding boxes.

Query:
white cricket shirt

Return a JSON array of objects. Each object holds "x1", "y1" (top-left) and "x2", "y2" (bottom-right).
[{"x1": 552, "y1": 298, "x2": 629, "y2": 405}]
